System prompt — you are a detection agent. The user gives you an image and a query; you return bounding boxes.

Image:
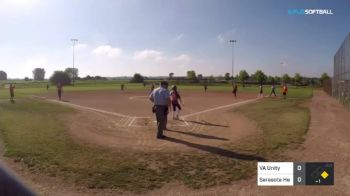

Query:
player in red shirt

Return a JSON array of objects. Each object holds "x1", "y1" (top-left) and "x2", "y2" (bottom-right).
[
  {"x1": 170, "y1": 85, "x2": 183, "y2": 120},
  {"x1": 282, "y1": 84, "x2": 288, "y2": 99}
]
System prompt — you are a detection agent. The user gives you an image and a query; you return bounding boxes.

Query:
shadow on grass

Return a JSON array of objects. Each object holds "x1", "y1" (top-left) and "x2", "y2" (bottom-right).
[
  {"x1": 163, "y1": 136, "x2": 265, "y2": 161},
  {"x1": 166, "y1": 129, "x2": 228, "y2": 141}
]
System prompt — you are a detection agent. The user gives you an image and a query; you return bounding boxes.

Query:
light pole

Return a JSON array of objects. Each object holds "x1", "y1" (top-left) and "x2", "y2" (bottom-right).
[
  {"x1": 71, "y1": 38, "x2": 78, "y2": 86},
  {"x1": 229, "y1": 40, "x2": 237, "y2": 85}
]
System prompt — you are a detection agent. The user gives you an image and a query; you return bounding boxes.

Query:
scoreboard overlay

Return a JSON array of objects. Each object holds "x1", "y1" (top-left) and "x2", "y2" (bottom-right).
[{"x1": 257, "y1": 162, "x2": 334, "y2": 186}]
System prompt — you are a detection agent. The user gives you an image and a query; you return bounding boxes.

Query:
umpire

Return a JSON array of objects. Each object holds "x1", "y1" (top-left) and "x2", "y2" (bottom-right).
[{"x1": 149, "y1": 81, "x2": 171, "y2": 139}]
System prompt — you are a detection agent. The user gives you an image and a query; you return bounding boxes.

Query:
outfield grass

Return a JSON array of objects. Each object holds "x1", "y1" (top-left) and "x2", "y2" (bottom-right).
[
  {"x1": 0, "y1": 79, "x2": 313, "y2": 99},
  {"x1": 233, "y1": 87, "x2": 312, "y2": 158},
  {"x1": 0, "y1": 84, "x2": 313, "y2": 192}
]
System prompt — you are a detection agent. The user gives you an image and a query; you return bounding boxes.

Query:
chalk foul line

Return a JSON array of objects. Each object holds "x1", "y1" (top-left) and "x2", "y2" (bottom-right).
[
  {"x1": 32, "y1": 95, "x2": 260, "y2": 127},
  {"x1": 32, "y1": 95, "x2": 130, "y2": 118},
  {"x1": 182, "y1": 98, "x2": 259, "y2": 118}
]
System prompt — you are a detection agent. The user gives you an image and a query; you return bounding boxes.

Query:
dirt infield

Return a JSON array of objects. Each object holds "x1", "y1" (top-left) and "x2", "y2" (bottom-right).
[{"x1": 38, "y1": 90, "x2": 259, "y2": 152}]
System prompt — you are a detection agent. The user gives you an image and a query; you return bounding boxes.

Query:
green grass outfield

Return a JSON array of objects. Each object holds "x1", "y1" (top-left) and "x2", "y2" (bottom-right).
[
  {"x1": 0, "y1": 80, "x2": 313, "y2": 99},
  {"x1": 0, "y1": 82, "x2": 313, "y2": 192}
]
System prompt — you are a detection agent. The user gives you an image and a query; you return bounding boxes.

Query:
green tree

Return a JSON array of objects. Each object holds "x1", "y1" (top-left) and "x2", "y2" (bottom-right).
[
  {"x1": 267, "y1": 75, "x2": 275, "y2": 84},
  {"x1": 282, "y1": 74, "x2": 291, "y2": 84},
  {"x1": 238, "y1": 70, "x2": 249, "y2": 87},
  {"x1": 197, "y1": 74, "x2": 203, "y2": 81},
  {"x1": 65, "y1": 68, "x2": 79, "y2": 79},
  {"x1": 0, "y1": 71, "x2": 7, "y2": 80},
  {"x1": 253, "y1": 70, "x2": 267, "y2": 84},
  {"x1": 169, "y1": 73, "x2": 174, "y2": 80},
  {"x1": 320, "y1": 73, "x2": 330, "y2": 86},
  {"x1": 294, "y1": 73, "x2": 302, "y2": 86},
  {"x1": 32, "y1": 68, "x2": 46, "y2": 80},
  {"x1": 274, "y1": 76, "x2": 281, "y2": 84},
  {"x1": 224, "y1": 73, "x2": 230, "y2": 81},
  {"x1": 130, "y1": 73, "x2": 144, "y2": 83},
  {"x1": 186, "y1": 70, "x2": 197, "y2": 81},
  {"x1": 50, "y1": 71, "x2": 71, "y2": 85},
  {"x1": 208, "y1": 75, "x2": 215, "y2": 83}
]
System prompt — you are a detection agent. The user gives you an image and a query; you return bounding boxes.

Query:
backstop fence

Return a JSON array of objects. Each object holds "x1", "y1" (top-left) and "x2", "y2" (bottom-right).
[{"x1": 333, "y1": 33, "x2": 350, "y2": 106}]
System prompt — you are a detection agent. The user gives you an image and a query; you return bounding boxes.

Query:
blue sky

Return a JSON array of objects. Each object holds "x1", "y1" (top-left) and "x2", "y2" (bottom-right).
[{"x1": 0, "y1": 0, "x2": 349, "y2": 78}]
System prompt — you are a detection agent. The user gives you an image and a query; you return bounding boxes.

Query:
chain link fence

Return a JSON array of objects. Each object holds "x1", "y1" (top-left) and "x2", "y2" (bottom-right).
[
  {"x1": 323, "y1": 78, "x2": 332, "y2": 96},
  {"x1": 333, "y1": 33, "x2": 350, "y2": 106}
]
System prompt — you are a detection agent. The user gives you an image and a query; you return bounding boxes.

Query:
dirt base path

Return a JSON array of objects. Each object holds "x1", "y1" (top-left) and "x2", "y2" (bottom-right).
[
  {"x1": 62, "y1": 99, "x2": 259, "y2": 152},
  {"x1": 142, "y1": 91, "x2": 350, "y2": 195}
]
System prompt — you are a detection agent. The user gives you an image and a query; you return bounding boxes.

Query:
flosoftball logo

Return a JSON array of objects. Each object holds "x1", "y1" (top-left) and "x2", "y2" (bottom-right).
[{"x1": 288, "y1": 9, "x2": 334, "y2": 15}]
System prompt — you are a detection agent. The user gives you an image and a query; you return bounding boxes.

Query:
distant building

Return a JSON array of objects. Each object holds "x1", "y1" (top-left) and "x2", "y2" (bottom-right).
[{"x1": 333, "y1": 32, "x2": 350, "y2": 105}]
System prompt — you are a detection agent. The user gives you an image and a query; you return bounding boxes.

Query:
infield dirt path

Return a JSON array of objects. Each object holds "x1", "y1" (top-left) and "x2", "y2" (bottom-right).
[
  {"x1": 37, "y1": 90, "x2": 259, "y2": 152},
  {"x1": 143, "y1": 90, "x2": 350, "y2": 196}
]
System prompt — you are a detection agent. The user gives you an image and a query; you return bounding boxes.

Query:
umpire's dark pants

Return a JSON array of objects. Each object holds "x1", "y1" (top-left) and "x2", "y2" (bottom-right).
[
  {"x1": 155, "y1": 105, "x2": 168, "y2": 138},
  {"x1": 58, "y1": 90, "x2": 62, "y2": 100}
]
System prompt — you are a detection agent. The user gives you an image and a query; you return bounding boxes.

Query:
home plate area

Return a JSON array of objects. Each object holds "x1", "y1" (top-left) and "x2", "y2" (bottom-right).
[{"x1": 131, "y1": 117, "x2": 189, "y2": 127}]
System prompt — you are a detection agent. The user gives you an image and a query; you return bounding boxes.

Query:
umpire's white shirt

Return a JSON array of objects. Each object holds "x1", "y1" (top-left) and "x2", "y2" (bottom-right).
[{"x1": 150, "y1": 87, "x2": 170, "y2": 106}]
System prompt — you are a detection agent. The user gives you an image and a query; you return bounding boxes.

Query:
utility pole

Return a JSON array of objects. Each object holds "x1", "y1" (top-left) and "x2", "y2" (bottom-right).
[
  {"x1": 229, "y1": 40, "x2": 237, "y2": 85},
  {"x1": 71, "y1": 38, "x2": 78, "y2": 86},
  {"x1": 280, "y1": 62, "x2": 284, "y2": 84}
]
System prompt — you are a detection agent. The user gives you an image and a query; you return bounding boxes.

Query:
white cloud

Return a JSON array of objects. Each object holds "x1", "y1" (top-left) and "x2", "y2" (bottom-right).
[
  {"x1": 217, "y1": 34, "x2": 224, "y2": 43},
  {"x1": 68, "y1": 43, "x2": 88, "y2": 52},
  {"x1": 0, "y1": 43, "x2": 197, "y2": 78},
  {"x1": 133, "y1": 50, "x2": 191, "y2": 66},
  {"x1": 23, "y1": 57, "x2": 48, "y2": 67},
  {"x1": 133, "y1": 49, "x2": 164, "y2": 62},
  {"x1": 216, "y1": 29, "x2": 237, "y2": 44},
  {"x1": 0, "y1": 0, "x2": 39, "y2": 8},
  {"x1": 75, "y1": 43, "x2": 88, "y2": 49},
  {"x1": 173, "y1": 54, "x2": 191, "y2": 62},
  {"x1": 131, "y1": 49, "x2": 193, "y2": 74},
  {"x1": 92, "y1": 45, "x2": 122, "y2": 58},
  {"x1": 173, "y1": 33, "x2": 184, "y2": 41}
]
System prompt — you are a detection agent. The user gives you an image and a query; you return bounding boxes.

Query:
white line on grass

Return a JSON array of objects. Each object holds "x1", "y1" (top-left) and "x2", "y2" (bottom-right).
[
  {"x1": 182, "y1": 98, "x2": 259, "y2": 118},
  {"x1": 32, "y1": 95, "x2": 130, "y2": 118},
  {"x1": 32, "y1": 95, "x2": 259, "y2": 128}
]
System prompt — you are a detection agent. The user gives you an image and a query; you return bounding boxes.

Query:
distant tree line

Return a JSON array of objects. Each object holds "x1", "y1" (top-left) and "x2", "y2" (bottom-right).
[
  {"x1": 130, "y1": 73, "x2": 144, "y2": 83},
  {"x1": 167, "y1": 69, "x2": 331, "y2": 87},
  {"x1": 80, "y1": 75, "x2": 108, "y2": 80},
  {"x1": 0, "y1": 67, "x2": 331, "y2": 88},
  {"x1": 32, "y1": 68, "x2": 46, "y2": 80},
  {"x1": 125, "y1": 69, "x2": 330, "y2": 87}
]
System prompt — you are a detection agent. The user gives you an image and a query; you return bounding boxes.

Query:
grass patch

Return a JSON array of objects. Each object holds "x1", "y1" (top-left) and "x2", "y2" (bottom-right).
[
  {"x1": 0, "y1": 82, "x2": 313, "y2": 100},
  {"x1": 233, "y1": 88, "x2": 312, "y2": 159}
]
